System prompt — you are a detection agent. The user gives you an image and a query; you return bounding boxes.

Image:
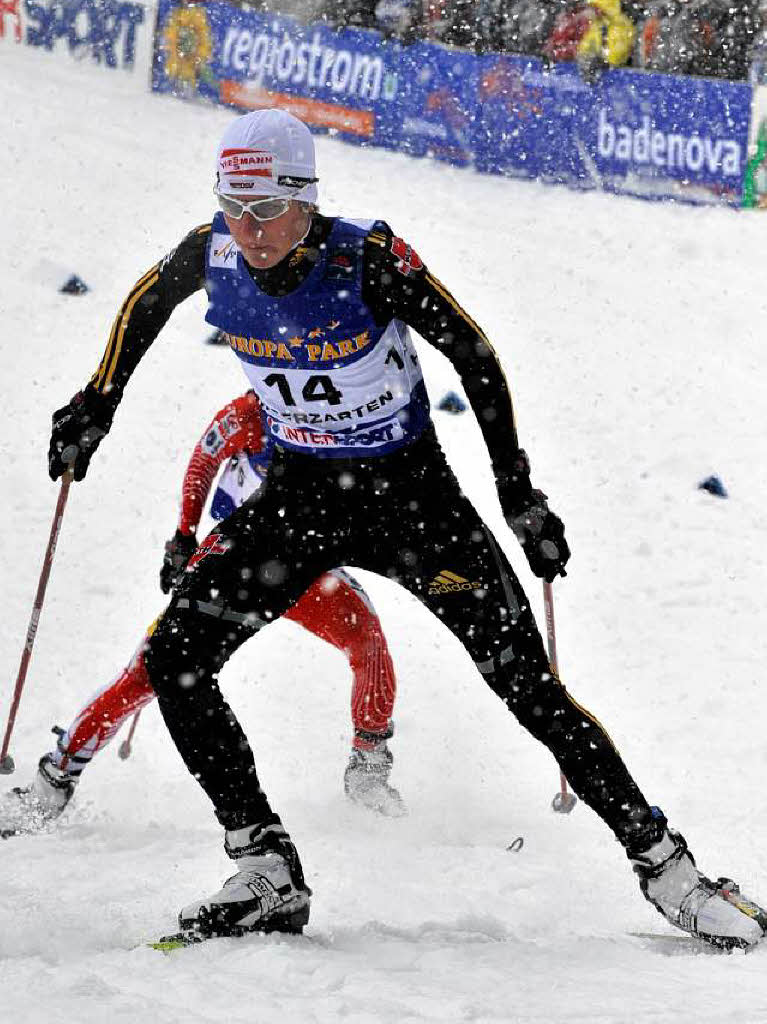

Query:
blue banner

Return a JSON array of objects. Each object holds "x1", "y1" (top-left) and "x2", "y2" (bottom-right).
[
  {"x1": 25, "y1": 0, "x2": 145, "y2": 68},
  {"x1": 390, "y1": 41, "x2": 479, "y2": 166},
  {"x1": 152, "y1": 0, "x2": 399, "y2": 144},
  {"x1": 473, "y1": 57, "x2": 751, "y2": 203},
  {"x1": 151, "y1": 0, "x2": 753, "y2": 206},
  {"x1": 473, "y1": 56, "x2": 590, "y2": 186},
  {"x1": 578, "y1": 69, "x2": 752, "y2": 204}
]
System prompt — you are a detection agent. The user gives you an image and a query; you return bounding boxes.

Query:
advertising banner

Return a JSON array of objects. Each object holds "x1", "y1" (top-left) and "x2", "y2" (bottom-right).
[
  {"x1": 152, "y1": 0, "x2": 399, "y2": 144},
  {"x1": 23, "y1": 0, "x2": 146, "y2": 68},
  {"x1": 391, "y1": 41, "x2": 478, "y2": 166},
  {"x1": 473, "y1": 58, "x2": 751, "y2": 204},
  {"x1": 151, "y1": 0, "x2": 754, "y2": 207},
  {"x1": 578, "y1": 69, "x2": 752, "y2": 205},
  {"x1": 473, "y1": 56, "x2": 590, "y2": 187}
]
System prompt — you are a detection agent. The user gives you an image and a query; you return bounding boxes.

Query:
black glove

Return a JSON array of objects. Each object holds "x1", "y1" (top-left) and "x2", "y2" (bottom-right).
[
  {"x1": 497, "y1": 449, "x2": 571, "y2": 583},
  {"x1": 160, "y1": 529, "x2": 198, "y2": 593},
  {"x1": 48, "y1": 387, "x2": 115, "y2": 482},
  {"x1": 507, "y1": 495, "x2": 570, "y2": 582}
]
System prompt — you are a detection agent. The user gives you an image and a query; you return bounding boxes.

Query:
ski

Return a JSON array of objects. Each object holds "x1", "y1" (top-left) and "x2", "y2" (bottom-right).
[
  {"x1": 149, "y1": 902, "x2": 311, "y2": 952},
  {"x1": 628, "y1": 931, "x2": 758, "y2": 954},
  {"x1": 148, "y1": 925, "x2": 309, "y2": 954},
  {"x1": 149, "y1": 933, "x2": 206, "y2": 953},
  {"x1": 147, "y1": 929, "x2": 261, "y2": 953}
]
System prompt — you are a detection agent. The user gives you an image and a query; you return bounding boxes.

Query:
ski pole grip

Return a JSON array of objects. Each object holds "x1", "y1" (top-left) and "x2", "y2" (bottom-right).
[{"x1": 61, "y1": 445, "x2": 78, "y2": 468}]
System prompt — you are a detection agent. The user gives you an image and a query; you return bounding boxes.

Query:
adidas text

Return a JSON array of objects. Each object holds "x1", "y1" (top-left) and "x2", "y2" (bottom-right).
[{"x1": 427, "y1": 570, "x2": 482, "y2": 595}]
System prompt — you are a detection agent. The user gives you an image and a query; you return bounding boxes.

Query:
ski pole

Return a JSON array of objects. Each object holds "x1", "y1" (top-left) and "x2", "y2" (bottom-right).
[
  {"x1": 0, "y1": 466, "x2": 75, "y2": 774},
  {"x1": 118, "y1": 710, "x2": 142, "y2": 761},
  {"x1": 543, "y1": 580, "x2": 578, "y2": 814}
]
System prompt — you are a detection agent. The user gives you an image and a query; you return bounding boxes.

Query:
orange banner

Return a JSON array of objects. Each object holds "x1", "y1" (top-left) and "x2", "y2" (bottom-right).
[{"x1": 220, "y1": 82, "x2": 375, "y2": 138}]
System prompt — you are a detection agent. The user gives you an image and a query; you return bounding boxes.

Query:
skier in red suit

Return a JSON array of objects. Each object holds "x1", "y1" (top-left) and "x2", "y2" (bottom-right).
[{"x1": 2, "y1": 391, "x2": 403, "y2": 836}]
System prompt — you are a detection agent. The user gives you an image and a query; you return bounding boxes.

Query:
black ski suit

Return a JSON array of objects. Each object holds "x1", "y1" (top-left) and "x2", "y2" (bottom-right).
[{"x1": 70, "y1": 214, "x2": 657, "y2": 848}]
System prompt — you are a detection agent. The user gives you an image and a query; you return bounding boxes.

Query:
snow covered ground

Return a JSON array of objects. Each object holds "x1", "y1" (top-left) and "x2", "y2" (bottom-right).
[{"x1": 2, "y1": 44, "x2": 767, "y2": 1024}]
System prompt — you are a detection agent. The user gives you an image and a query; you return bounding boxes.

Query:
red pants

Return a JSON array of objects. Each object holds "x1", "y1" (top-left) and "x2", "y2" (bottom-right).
[{"x1": 54, "y1": 570, "x2": 396, "y2": 775}]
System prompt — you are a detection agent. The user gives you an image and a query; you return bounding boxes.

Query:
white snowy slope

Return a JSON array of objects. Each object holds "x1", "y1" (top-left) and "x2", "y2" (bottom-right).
[{"x1": 2, "y1": 44, "x2": 767, "y2": 1024}]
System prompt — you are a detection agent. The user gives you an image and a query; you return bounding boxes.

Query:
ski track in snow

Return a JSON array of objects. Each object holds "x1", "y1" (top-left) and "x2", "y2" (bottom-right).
[{"x1": 2, "y1": 44, "x2": 767, "y2": 1024}]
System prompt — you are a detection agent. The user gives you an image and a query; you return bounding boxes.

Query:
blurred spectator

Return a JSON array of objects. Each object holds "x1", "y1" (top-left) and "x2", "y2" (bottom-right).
[
  {"x1": 423, "y1": 0, "x2": 482, "y2": 47},
  {"x1": 253, "y1": 0, "x2": 760, "y2": 79},
  {"x1": 496, "y1": 0, "x2": 566, "y2": 56},
  {"x1": 542, "y1": 1, "x2": 597, "y2": 60},
  {"x1": 696, "y1": 0, "x2": 758, "y2": 79},
  {"x1": 321, "y1": 0, "x2": 425, "y2": 40},
  {"x1": 634, "y1": 0, "x2": 692, "y2": 73},
  {"x1": 320, "y1": 0, "x2": 378, "y2": 28},
  {"x1": 374, "y1": 0, "x2": 423, "y2": 42},
  {"x1": 634, "y1": 0, "x2": 758, "y2": 79},
  {"x1": 240, "y1": 0, "x2": 326, "y2": 20},
  {"x1": 749, "y1": 2, "x2": 767, "y2": 81},
  {"x1": 576, "y1": 0, "x2": 636, "y2": 74}
]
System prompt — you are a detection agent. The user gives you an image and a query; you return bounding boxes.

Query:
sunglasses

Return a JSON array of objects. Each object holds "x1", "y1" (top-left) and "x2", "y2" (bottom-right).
[{"x1": 214, "y1": 188, "x2": 294, "y2": 222}]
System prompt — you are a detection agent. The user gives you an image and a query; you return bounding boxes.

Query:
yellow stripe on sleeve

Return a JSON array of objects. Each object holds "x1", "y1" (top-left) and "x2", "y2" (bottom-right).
[
  {"x1": 92, "y1": 226, "x2": 211, "y2": 393},
  {"x1": 424, "y1": 269, "x2": 518, "y2": 433},
  {"x1": 424, "y1": 270, "x2": 494, "y2": 349},
  {"x1": 92, "y1": 263, "x2": 161, "y2": 391},
  {"x1": 102, "y1": 272, "x2": 160, "y2": 392}
]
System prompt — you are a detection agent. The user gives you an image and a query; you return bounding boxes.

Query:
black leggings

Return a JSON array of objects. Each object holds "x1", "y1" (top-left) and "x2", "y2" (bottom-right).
[{"x1": 145, "y1": 427, "x2": 653, "y2": 846}]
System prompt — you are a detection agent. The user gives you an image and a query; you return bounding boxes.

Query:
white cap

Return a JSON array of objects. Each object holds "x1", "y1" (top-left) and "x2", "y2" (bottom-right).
[{"x1": 215, "y1": 108, "x2": 318, "y2": 204}]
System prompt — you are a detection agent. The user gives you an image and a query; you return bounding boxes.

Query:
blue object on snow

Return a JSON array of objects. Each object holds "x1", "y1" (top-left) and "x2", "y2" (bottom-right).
[
  {"x1": 698, "y1": 475, "x2": 728, "y2": 498},
  {"x1": 59, "y1": 274, "x2": 88, "y2": 295},
  {"x1": 437, "y1": 391, "x2": 467, "y2": 414}
]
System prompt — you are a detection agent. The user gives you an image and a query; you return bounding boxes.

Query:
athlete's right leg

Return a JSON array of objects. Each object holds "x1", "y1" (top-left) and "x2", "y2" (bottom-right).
[
  {"x1": 143, "y1": 454, "x2": 347, "y2": 936},
  {"x1": 143, "y1": 451, "x2": 346, "y2": 831}
]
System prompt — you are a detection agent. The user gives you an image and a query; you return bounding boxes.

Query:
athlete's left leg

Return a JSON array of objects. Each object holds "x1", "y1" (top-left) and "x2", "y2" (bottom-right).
[
  {"x1": 354, "y1": 435, "x2": 655, "y2": 849},
  {"x1": 351, "y1": 435, "x2": 767, "y2": 948}
]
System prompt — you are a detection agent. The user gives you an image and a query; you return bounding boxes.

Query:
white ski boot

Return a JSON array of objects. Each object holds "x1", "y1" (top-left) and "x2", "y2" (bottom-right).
[
  {"x1": 176, "y1": 822, "x2": 311, "y2": 940},
  {"x1": 0, "y1": 754, "x2": 77, "y2": 838},
  {"x1": 631, "y1": 827, "x2": 767, "y2": 950},
  {"x1": 344, "y1": 741, "x2": 406, "y2": 817}
]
